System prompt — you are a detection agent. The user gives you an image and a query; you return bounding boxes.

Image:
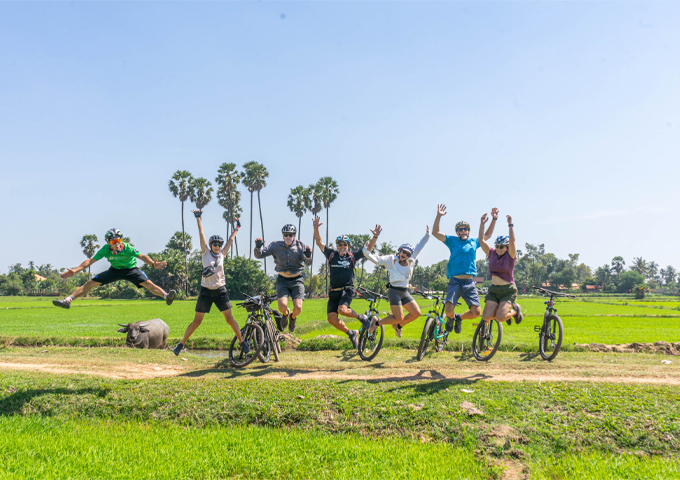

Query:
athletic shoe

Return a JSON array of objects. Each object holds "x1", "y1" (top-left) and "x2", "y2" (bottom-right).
[
  {"x1": 165, "y1": 290, "x2": 177, "y2": 306},
  {"x1": 347, "y1": 329, "x2": 358, "y2": 349},
  {"x1": 52, "y1": 298, "x2": 71, "y2": 309},
  {"x1": 507, "y1": 317, "x2": 512, "y2": 325},
  {"x1": 368, "y1": 316, "x2": 380, "y2": 335},
  {"x1": 358, "y1": 314, "x2": 371, "y2": 330},
  {"x1": 392, "y1": 324, "x2": 402, "y2": 338},
  {"x1": 280, "y1": 312, "x2": 289, "y2": 331},
  {"x1": 454, "y1": 314, "x2": 463, "y2": 334},
  {"x1": 513, "y1": 303, "x2": 523, "y2": 325},
  {"x1": 289, "y1": 316, "x2": 296, "y2": 333},
  {"x1": 242, "y1": 341, "x2": 250, "y2": 354},
  {"x1": 274, "y1": 314, "x2": 284, "y2": 332},
  {"x1": 173, "y1": 342, "x2": 184, "y2": 356},
  {"x1": 446, "y1": 316, "x2": 454, "y2": 333}
]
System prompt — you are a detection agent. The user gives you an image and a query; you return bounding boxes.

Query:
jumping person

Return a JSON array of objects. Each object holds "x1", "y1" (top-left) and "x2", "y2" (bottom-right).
[
  {"x1": 53, "y1": 229, "x2": 176, "y2": 309},
  {"x1": 173, "y1": 210, "x2": 245, "y2": 356},
  {"x1": 364, "y1": 226, "x2": 430, "y2": 338},
  {"x1": 254, "y1": 224, "x2": 312, "y2": 333},
  {"x1": 431, "y1": 204, "x2": 497, "y2": 334},
  {"x1": 478, "y1": 214, "x2": 523, "y2": 326},
  {"x1": 313, "y1": 215, "x2": 382, "y2": 348}
]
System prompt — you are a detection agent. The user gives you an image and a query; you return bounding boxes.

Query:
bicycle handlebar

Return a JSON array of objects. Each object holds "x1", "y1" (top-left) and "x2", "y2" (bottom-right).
[
  {"x1": 414, "y1": 289, "x2": 442, "y2": 301},
  {"x1": 356, "y1": 286, "x2": 386, "y2": 300},
  {"x1": 532, "y1": 286, "x2": 575, "y2": 299}
]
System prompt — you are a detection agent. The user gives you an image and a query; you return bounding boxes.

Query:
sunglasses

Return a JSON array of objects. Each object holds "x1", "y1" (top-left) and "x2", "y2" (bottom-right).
[
  {"x1": 109, "y1": 238, "x2": 122, "y2": 245},
  {"x1": 496, "y1": 245, "x2": 507, "y2": 249},
  {"x1": 283, "y1": 233, "x2": 295, "y2": 238},
  {"x1": 211, "y1": 242, "x2": 223, "y2": 247},
  {"x1": 336, "y1": 242, "x2": 348, "y2": 247},
  {"x1": 399, "y1": 250, "x2": 412, "y2": 257},
  {"x1": 457, "y1": 228, "x2": 470, "y2": 232}
]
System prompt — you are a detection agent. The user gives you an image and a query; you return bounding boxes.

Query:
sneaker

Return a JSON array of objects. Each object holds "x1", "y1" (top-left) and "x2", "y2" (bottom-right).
[
  {"x1": 280, "y1": 312, "x2": 289, "y2": 331},
  {"x1": 165, "y1": 290, "x2": 176, "y2": 306},
  {"x1": 358, "y1": 314, "x2": 371, "y2": 330},
  {"x1": 454, "y1": 314, "x2": 463, "y2": 334},
  {"x1": 53, "y1": 298, "x2": 71, "y2": 309},
  {"x1": 274, "y1": 314, "x2": 284, "y2": 332},
  {"x1": 446, "y1": 316, "x2": 454, "y2": 333},
  {"x1": 288, "y1": 315, "x2": 296, "y2": 333},
  {"x1": 368, "y1": 316, "x2": 380, "y2": 335},
  {"x1": 173, "y1": 342, "x2": 184, "y2": 356},
  {"x1": 392, "y1": 323, "x2": 402, "y2": 338},
  {"x1": 347, "y1": 329, "x2": 358, "y2": 349},
  {"x1": 513, "y1": 303, "x2": 523, "y2": 324}
]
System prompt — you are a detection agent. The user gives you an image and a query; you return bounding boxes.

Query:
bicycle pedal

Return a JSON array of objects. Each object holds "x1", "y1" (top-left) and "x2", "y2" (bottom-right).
[{"x1": 533, "y1": 325, "x2": 542, "y2": 332}]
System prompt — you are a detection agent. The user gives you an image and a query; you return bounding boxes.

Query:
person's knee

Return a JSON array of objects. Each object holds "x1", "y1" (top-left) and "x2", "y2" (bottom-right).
[
  {"x1": 482, "y1": 310, "x2": 495, "y2": 322},
  {"x1": 445, "y1": 303, "x2": 456, "y2": 318},
  {"x1": 337, "y1": 305, "x2": 351, "y2": 316},
  {"x1": 470, "y1": 305, "x2": 482, "y2": 317},
  {"x1": 327, "y1": 313, "x2": 339, "y2": 324}
]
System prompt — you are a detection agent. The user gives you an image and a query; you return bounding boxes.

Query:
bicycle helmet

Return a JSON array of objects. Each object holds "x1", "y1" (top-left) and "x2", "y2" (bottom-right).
[
  {"x1": 281, "y1": 224, "x2": 297, "y2": 235},
  {"x1": 455, "y1": 221, "x2": 471, "y2": 232},
  {"x1": 495, "y1": 235, "x2": 510, "y2": 246},
  {"x1": 209, "y1": 235, "x2": 224, "y2": 246},
  {"x1": 398, "y1": 243, "x2": 414, "y2": 255},
  {"x1": 104, "y1": 228, "x2": 123, "y2": 242},
  {"x1": 335, "y1": 234, "x2": 350, "y2": 244}
]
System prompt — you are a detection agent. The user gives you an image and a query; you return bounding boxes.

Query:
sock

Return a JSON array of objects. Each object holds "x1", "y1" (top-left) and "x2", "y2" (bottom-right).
[
  {"x1": 66, "y1": 295, "x2": 73, "y2": 303},
  {"x1": 163, "y1": 292, "x2": 168, "y2": 298}
]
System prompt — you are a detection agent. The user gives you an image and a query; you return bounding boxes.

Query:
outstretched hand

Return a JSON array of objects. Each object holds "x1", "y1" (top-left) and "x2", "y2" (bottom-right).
[
  {"x1": 255, "y1": 237, "x2": 264, "y2": 248},
  {"x1": 481, "y1": 213, "x2": 488, "y2": 225},
  {"x1": 507, "y1": 215, "x2": 513, "y2": 225},
  {"x1": 192, "y1": 209, "x2": 202, "y2": 219},
  {"x1": 437, "y1": 204, "x2": 447, "y2": 216},
  {"x1": 304, "y1": 245, "x2": 312, "y2": 258},
  {"x1": 370, "y1": 224, "x2": 382, "y2": 237},
  {"x1": 426, "y1": 224, "x2": 430, "y2": 234},
  {"x1": 491, "y1": 207, "x2": 499, "y2": 220},
  {"x1": 313, "y1": 215, "x2": 323, "y2": 229},
  {"x1": 154, "y1": 260, "x2": 167, "y2": 270},
  {"x1": 61, "y1": 268, "x2": 76, "y2": 279}
]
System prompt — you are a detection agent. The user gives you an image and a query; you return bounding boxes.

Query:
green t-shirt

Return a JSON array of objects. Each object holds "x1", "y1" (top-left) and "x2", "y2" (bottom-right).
[{"x1": 92, "y1": 243, "x2": 141, "y2": 270}]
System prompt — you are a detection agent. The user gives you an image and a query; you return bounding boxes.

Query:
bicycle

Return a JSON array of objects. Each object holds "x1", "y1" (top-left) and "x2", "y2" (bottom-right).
[
  {"x1": 532, "y1": 286, "x2": 574, "y2": 360},
  {"x1": 355, "y1": 286, "x2": 386, "y2": 361},
  {"x1": 234, "y1": 293, "x2": 282, "y2": 365},
  {"x1": 414, "y1": 290, "x2": 449, "y2": 361},
  {"x1": 471, "y1": 316, "x2": 503, "y2": 362},
  {"x1": 227, "y1": 311, "x2": 264, "y2": 368}
]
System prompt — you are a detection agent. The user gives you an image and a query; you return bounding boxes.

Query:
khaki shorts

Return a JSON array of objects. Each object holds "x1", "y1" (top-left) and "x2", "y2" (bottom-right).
[{"x1": 485, "y1": 283, "x2": 518, "y2": 305}]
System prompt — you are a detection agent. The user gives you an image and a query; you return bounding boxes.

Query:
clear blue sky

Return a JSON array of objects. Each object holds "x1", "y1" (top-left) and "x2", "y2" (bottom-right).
[{"x1": 1, "y1": 1, "x2": 678, "y2": 276}]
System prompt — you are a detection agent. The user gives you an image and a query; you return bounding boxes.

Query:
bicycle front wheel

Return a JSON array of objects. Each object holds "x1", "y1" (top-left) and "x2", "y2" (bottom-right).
[
  {"x1": 230, "y1": 323, "x2": 264, "y2": 368},
  {"x1": 539, "y1": 314, "x2": 563, "y2": 361},
  {"x1": 358, "y1": 325, "x2": 385, "y2": 361},
  {"x1": 417, "y1": 316, "x2": 434, "y2": 361},
  {"x1": 267, "y1": 318, "x2": 280, "y2": 362},
  {"x1": 472, "y1": 320, "x2": 503, "y2": 361}
]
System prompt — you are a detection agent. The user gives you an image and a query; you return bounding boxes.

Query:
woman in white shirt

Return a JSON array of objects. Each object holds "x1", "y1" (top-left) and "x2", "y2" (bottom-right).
[{"x1": 363, "y1": 226, "x2": 429, "y2": 338}]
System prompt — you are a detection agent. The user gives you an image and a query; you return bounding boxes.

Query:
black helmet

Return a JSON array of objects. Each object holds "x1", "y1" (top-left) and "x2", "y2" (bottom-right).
[
  {"x1": 282, "y1": 224, "x2": 297, "y2": 235},
  {"x1": 209, "y1": 235, "x2": 224, "y2": 246},
  {"x1": 105, "y1": 228, "x2": 122, "y2": 242}
]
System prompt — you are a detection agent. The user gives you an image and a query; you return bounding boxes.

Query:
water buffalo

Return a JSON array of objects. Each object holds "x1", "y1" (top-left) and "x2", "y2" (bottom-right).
[{"x1": 117, "y1": 318, "x2": 169, "y2": 349}]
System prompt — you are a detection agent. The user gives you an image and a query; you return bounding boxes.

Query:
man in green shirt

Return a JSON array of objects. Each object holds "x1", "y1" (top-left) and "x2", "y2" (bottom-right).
[{"x1": 53, "y1": 228, "x2": 176, "y2": 309}]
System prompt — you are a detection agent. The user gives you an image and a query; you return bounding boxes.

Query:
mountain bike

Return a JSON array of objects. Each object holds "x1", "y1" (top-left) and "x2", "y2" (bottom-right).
[
  {"x1": 235, "y1": 293, "x2": 282, "y2": 364},
  {"x1": 471, "y1": 317, "x2": 503, "y2": 362},
  {"x1": 228, "y1": 314, "x2": 264, "y2": 368},
  {"x1": 355, "y1": 286, "x2": 386, "y2": 361},
  {"x1": 532, "y1": 286, "x2": 574, "y2": 360},
  {"x1": 414, "y1": 290, "x2": 449, "y2": 361}
]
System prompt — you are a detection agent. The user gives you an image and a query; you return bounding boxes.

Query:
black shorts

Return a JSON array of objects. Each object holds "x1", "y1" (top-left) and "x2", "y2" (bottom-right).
[
  {"x1": 327, "y1": 287, "x2": 355, "y2": 314},
  {"x1": 276, "y1": 275, "x2": 305, "y2": 300},
  {"x1": 92, "y1": 267, "x2": 149, "y2": 288},
  {"x1": 196, "y1": 286, "x2": 232, "y2": 313}
]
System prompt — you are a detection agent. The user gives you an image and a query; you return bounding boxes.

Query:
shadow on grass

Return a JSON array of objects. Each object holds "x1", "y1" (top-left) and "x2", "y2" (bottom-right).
[
  {"x1": 0, "y1": 387, "x2": 109, "y2": 416},
  {"x1": 518, "y1": 352, "x2": 541, "y2": 362}
]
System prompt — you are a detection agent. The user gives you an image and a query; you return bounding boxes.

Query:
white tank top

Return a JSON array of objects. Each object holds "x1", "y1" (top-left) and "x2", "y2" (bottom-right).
[{"x1": 201, "y1": 249, "x2": 225, "y2": 289}]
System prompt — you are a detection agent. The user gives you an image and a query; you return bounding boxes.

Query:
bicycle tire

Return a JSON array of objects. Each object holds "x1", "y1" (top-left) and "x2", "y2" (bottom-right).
[
  {"x1": 417, "y1": 316, "x2": 434, "y2": 361},
  {"x1": 267, "y1": 319, "x2": 280, "y2": 362},
  {"x1": 358, "y1": 325, "x2": 385, "y2": 361},
  {"x1": 434, "y1": 317, "x2": 448, "y2": 352},
  {"x1": 539, "y1": 314, "x2": 563, "y2": 361},
  {"x1": 229, "y1": 323, "x2": 264, "y2": 368},
  {"x1": 472, "y1": 319, "x2": 503, "y2": 361},
  {"x1": 257, "y1": 322, "x2": 271, "y2": 363}
]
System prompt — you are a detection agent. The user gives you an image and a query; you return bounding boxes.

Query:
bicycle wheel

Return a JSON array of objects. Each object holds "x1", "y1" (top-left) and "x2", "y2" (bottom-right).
[
  {"x1": 417, "y1": 316, "x2": 434, "y2": 361},
  {"x1": 229, "y1": 323, "x2": 264, "y2": 368},
  {"x1": 539, "y1": 314, "x2": 563, "y2": 361},
  {"x1": 434, "y1": 317, "x2": 448, "y2": 352},
  {"x1": 257, "y1": 322, "x2": 271, "y2": 363},
  {"x1": 358, "y1": 324, "x2": 385, "y2": 361},
  {"x1": 472, "y1": 320, "x2": 503, "y2": 361},
  {"x1": 267, "y1": 319, "x2": 280, "y2": 362}
]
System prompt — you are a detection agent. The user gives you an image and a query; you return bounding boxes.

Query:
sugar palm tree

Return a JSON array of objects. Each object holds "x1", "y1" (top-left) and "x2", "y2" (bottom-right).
[
  {"x1": 317, "y1": 177, "x2": 339, "y2": 293},
  {"x1": 631, "y1": 257, "x2": 648, "y2": 276},
  {"x1": 287, "y1": 185, "x2": 311, "y2": 236},
  {"x1": 80, "y1": 234, "x2": 99, "y2": 280},
  {"x1": 611, "y1": 256, "x2": 625, "y2": 275},
  {"x1": 242, "y1": 162, "x2": 269, "y2": 271},
  {"x1": 219, "y1": 189, "x2": 243, "y2": 256},
  {"x1": 168, "y1": 170, "x2": 195, "y2": 296},
  {"x1": 191, "y1": 177, "x2": 213, "y2": 211},
  {"x1": 216, "y1": 163, "x2": 242, "y2": 257},
  {"x1": 647, "y1": 261, "x2": 659, "y2": 281}
]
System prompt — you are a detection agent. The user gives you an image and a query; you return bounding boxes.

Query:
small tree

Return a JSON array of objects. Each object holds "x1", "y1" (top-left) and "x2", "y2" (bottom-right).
[{"x1": 79, "y1": 234, "x2": 100, "y2": 280}]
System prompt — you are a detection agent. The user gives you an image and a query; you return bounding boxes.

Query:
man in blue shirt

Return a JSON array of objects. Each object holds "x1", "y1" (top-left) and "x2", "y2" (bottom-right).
[{"x1": 432, "y1": 204, "x2": 498, "y2": 334}]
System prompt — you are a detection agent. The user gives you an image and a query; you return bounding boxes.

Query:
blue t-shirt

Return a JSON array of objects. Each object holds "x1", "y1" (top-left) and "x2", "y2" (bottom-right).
[{"x1": 444, "y1": 235, "x2": 480, "y2": 278}]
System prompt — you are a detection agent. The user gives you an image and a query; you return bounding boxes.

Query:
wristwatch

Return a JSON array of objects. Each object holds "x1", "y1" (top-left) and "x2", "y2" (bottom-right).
[{"x1": 508, "y1": 224, "x2": 514, "y2": 227}]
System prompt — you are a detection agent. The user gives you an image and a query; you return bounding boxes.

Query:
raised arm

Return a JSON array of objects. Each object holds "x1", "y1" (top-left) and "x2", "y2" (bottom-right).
[
  {"x1": 254, "y1": 238, "x2": 272, "y2": 258},
  {"x1": 478, "y1": 214, "x2": 490, "y2": 255},
  {"x1": 483, "y1": 207, "x2": 499, "y2": 241},
  {"x1": 411, "y1": 226, "x2": 430, "y2": 260},
  {"x1": 223, "y1": 218, "x2": 240, "y2": 255},
  {"x1": 193, "y1": 209, "x2": 208, "y2": 254},
  {"x1": 507, "y1": 215, "x2": 516, "y2": 259},
  {"x1": 366, "y1": 224, "x2": 382, "y2": 252},
  {"x1": 432, "y1": 204, "x2": 447, "y2": 242},
  {"x1": 362, "y1": 246, "x2": 392, "y2": 267},
  {"x1": 60, "y1": 257, "x2": 98, "y2": 278},
  {"x1": 313, "y1": 215, "x2": 325, "y2": 251},
  {"x1": 138, "y1": 254, "x2": 167, "y2": 270}
]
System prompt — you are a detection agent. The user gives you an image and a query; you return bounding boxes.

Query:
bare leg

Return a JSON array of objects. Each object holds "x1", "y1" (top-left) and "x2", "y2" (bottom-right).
[
  {"x1": 140, "y1": 280, "x2": 167, "y2": 298},
  {"x1": 460, "y1": 305, "x2": 481, "y2": 320},
  {"x1": 222, "y1": 309, "x2": 243, "y2": 343},
  {"x1": 70, "y1": 280, "x2": 102, "y2": 300},
  {"x1": 327, "y1": 312, "x2": 349, "y2": 334},
  {"x1": 495, "y1": 301, "x2": 516, "y2": 323},
  {"x1": 398, "y1": 300, "x2": 421, "y2": 326},
  {"x1": 378, "y1": 304, "x2": 405, "y2": 325},
  {"x1": 482, "y1": 301, "x2": 500, "y2": 323},
  {"x1": 291, "y1": 298, "x2": 303, "y2": 319},
  {"x1": 181, "y1": 312, "x2": 205, "y2": 344},
  {"x1": 278, "y1": 297, "x2": 290, "y2": 316},
  {"x1": 337, "y1": 304, "x2": 359, "y2": 320}
]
